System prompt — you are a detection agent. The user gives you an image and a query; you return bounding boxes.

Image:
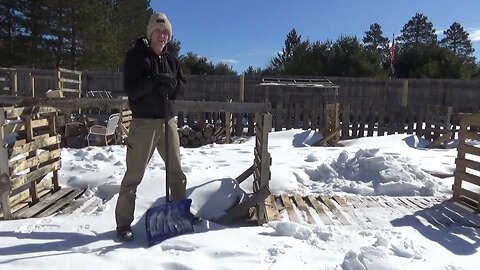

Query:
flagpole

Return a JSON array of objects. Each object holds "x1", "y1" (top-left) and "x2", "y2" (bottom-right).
[{"x1": 389, "y1": 33, "x2": 396, "y2": 79}]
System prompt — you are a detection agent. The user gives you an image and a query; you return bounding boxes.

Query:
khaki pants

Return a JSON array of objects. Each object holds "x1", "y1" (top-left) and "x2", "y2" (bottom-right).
[{"x1": 115, "y1": 118, "x2": 186, "y2": 228}]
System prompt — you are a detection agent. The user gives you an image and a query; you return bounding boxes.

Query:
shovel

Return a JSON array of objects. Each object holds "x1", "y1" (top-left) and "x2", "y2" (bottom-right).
[{"x1": 146, "y1": 94, "x2": 194, "y2": 246}]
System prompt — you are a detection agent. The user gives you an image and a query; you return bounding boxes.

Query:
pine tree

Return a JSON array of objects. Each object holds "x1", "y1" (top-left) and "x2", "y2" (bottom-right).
[
  {"x1": 0, "y1": 0, "x2": 23, "y2": 67},
  {"x1": 398, "y1": 13, "x2": 437, "y2": 49},
  {"x1": 362, "y1": 23, "x2": 389, "y2": 52},
  {"x1": 115, "y1": 0, "x2": 152, "y2": 58},
  {"x1": 440, "y1": 22, "x2": 474, "y2": 58},
  {"x1": 270, "y1": 28, "x2": 301, "y2": 73},
  {"x1": 79, "y1": 0, "x2": 121, "y2": 71}
]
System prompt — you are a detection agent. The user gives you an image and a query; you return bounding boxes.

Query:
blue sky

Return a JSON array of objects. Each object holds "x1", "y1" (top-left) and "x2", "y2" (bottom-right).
[{"x1": 151, "y1": 0, "x2": 480, "y2": 73}]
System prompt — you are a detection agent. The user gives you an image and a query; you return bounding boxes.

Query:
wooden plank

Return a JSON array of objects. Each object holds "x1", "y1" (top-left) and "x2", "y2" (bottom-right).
[
  {"x1": 1, "y1": 98, "x2": 269, "y2": 113},
  {"x1": 454, "y1": 171, "x2": 480, "y2": 187},
  {"x1": 11, "y1": 160, "x2": 61, "y2": 189},
  {"x1": 8, "y1": 178, "x2": 52, "y2": 207},
  {"x1": 427, "y1": 131, "x2": 453, "y2": 148},
  {"x1": 332, "y1": 196, "x2": 349, "y2": 207},
  {"x1": 452, "y1": 186, "x2": 480, "y2": 205},
  {"x1": 344, "y1": 196, "x2": 366, "y2": 209},
  {"x1": 6, "y1": 106, "x2": 58, "y2": 118},
  {"x1": 293, "y1": 195, "x2": 316, "y2": 224},
  {"x1": 0, "y1": 107, "x2": 12, "y2": 219},
  {"x1": 406, "y1": 197, "x2": 427, "y2": 209},
  {"x1": 463, "y1": 130, "x2": 480, "y2": 141},
  {"x1": 306, "y1": 195, "x2": 334, "y2": 225},
  {"x1": 280, "y1": 194, "x2": 301, "y2": 223},
  {"x1": 455, "y1": 158, "x2": 480, "y2": 173},
  {"x1": 15, "y1": 188, "x2": 73, "y2": 218},
  {"x1": 9, "y1": 135, "x2": 60, "y2": 157},
  {"x1": 264, "y1": 194, "x2": 280, "y2": 222},
  {"x1": 397, "y1": 197, "x2": 421, "y2": 210},
  {"x1": 36, "y1": 189, "x2": 85, "y2": 218},
  {"x1": 10, "y1": 149, "x2": 61, "y2": 174},
  {"x1": 458, "y1": 144, "x2": 480, "y2": 157},
  {"x1": 320, "y1": 196, "x2": 351, "y2": 225}
]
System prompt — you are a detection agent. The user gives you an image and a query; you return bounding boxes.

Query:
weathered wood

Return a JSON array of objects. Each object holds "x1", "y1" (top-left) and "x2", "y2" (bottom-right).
[
  {"x1": 306, "y1": 195, "x2": 333, "y2": 225},
  {"x1": 280, "y1": 194, "x2": 301, "y2": 223},
  {"x1": 316, "y1": 127, "x2": 341, "y2": 146},
  {"x1": 9, "y1": 135, "x2": 60, "y2": 157},
  {"x1": 454, "y1": 171, "x2": 480, "y2": 187},
  {"x1": 36, "y1": 189, "x2": 85, "y2": 218},
  {"x1": 319, "y1": 196, "x2": 351, "y2": 225},
  {"x1": 8, "y1": 178, "x2": 52, "y2": 208},
  {"x1": 292, "y1": 195, "x2": 316, "y2": 224},
  {"x1": 458, "y1": 144, "x2": 480, "y2": 156},
  {"x1": 5, "y1": 106, "x2": 58, "y2": 118},
  {"x1": 14, "y1": 187, "x2": 72, "y2": 218},
  {"x1": 332, "y1": 195, "x2": 349, "y2": 207},
  {"x1": 11, "y1": 160, "x2": 61, "y2": 190},
  {"x1": 0, "y1": 107, "x2": 12, "y2": 219},
  {"x1": 427, "y1": 130, "x2": 453, "y2": 148},
  {"x1": 455, "y1": 158, "x2": 480, "y2": 174},
  {"x1": 264, "y1": 194, "x2": 280, "y2": 222}
]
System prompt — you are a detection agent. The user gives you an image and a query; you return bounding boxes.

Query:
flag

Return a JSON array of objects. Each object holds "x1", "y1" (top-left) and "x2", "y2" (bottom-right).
[
  {"x1": 389, "y1": 36, "x2": 396, "y2": 77},
  {"x1": 389, "y1": 39, "x2": 396, "y2": 64}
]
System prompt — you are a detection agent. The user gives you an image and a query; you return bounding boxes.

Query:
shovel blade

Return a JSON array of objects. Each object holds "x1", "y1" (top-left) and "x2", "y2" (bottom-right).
[{"x1": 145, "y1": 198, "x2": 194, "y2": 246}]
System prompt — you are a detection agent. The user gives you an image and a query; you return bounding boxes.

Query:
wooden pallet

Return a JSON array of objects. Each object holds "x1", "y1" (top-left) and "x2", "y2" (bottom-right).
[
  {"x1": 0, "y1": 187, "x2": 86, "y2": 220},
  {"x1": 263, "y1": 194, "x2": 479, "y2": 228}
]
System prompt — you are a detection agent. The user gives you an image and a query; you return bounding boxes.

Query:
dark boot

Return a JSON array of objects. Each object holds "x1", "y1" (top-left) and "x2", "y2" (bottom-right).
[{"x1": 116, "y1": 226, "x2": 134, "y2": 242}]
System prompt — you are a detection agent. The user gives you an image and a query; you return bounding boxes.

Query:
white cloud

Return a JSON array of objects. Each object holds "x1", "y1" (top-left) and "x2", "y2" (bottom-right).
[
  {"x1": 221, "y1": 58, "x2": 239, "y2": 64},
  {"x1": 468, "y1": 29, "x2": 480, "y2": 42},
  {"x1": 209, "y1": 57, "x2": 238, "y2": 65}
]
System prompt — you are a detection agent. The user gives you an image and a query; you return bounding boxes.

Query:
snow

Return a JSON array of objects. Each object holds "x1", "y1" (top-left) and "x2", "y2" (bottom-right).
[{"x1": 1, "y1": 130, "x2": 479, "y2": 269}]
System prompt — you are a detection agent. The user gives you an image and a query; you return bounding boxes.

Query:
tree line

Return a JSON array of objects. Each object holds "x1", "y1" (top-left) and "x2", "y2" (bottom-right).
[
  {"x1": 254, "y1": 13, "x2": 479, "y2": 79},
  {"x1": 1, "y1": 2, "x2": 478, "y2": 79}
]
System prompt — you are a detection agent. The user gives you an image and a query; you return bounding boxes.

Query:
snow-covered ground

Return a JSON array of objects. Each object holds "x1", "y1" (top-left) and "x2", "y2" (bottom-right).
[{"x1": 1, "y1": 130, "x2": 479, "y2": 270}]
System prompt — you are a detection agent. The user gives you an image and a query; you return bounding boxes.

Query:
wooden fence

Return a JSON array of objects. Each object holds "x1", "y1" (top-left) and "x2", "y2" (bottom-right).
[
  {"x1": 0, "y1": 106, "x2": 62, "y2": 219},
  {"x1": 453, "y1": 114, "x2": 480, "y2": 213},
  {"x1": 2, "y1": 68, "x2": 480, "y2": 140}
]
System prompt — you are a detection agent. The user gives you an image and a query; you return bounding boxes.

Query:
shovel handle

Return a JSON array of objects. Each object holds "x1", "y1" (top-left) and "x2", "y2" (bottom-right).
[{"x1": 164, "y1": 95, "x2": 170, "y2": 202}]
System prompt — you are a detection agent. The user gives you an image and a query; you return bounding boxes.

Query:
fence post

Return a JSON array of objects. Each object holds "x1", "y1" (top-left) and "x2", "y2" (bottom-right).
[
  {"x1": 400, "y1": 80, "x2": 408, "y2": 107},
  {"x1": 239, "y1": 74, "x2": 244, "y2": 102},
  {"x1": 11, "y1": 71, "x2": 18, "y2": 97},
  {"x1": 0, "y1": 108, "x2": 12, "y2": 219}
]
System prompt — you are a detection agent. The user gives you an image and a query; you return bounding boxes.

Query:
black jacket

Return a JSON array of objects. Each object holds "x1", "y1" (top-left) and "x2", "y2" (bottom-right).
[{"x1": 123, "y1": 37, "x2": 186, "y2": 119}]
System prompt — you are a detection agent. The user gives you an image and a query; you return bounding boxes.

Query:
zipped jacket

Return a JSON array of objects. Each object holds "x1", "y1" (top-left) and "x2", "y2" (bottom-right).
[{"x1": 123, "y1": 37, "x2": 186, "y2": 119}]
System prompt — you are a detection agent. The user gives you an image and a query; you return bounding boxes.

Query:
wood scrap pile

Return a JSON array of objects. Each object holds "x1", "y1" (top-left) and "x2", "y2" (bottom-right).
[{"x1": 178, "y1": 124, "x2": 225, "y2": 147}]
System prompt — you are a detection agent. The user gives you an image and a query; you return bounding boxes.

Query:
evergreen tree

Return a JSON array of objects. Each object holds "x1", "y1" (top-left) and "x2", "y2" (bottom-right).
[
  {"x1": 329, "y1": 35, "x2": 382, "y2": 77},
  {"x1": 212, "y1": 63, "x2": 237, "y2": 75},
  {"x1": 179, "y1": 52, "x2": 214, "y2": 75},
  {"x1": 362, "y1": 23, "x2": 391, "y2": 76},
  {"x1": 20, "y1": 0, "x2": 51, "y2": 68},
  {"x1": 167, "y1": 38, "x2": 181, "y2": 57},
  {"x1": 398, "y1": 13, "x2": 437, "y2": 49},
  {"x1": 243, "y1": 66, "x2": 263, "y2": 75},
  {"x1": 270, "y1": 28, "x2": 301, "y2": 72},
  {"x1": 79, "y1": 0, "x2": 121, "y2": 71},
  {"x1": 440, "y1": 22, "x2": 475, "y2": 58},
  {"x1": 115, "y1": 0, "x2": 151, "y2": 58},
  {"x1": 362, "y1": 23, "x2": 389, "y2": 52},
  {"x1": 0, "y1": 0, "x2": 23, "y2": 66}
]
